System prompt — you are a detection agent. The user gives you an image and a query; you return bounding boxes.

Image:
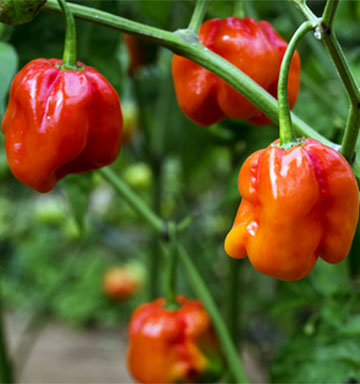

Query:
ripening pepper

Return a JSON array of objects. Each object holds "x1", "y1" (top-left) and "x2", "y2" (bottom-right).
[
  {"x1": 103, "y1": 265, "x2": 144, "y2": 301},
  {"x1": 128, "y1": 296, "x2": 223, "y2": 383},
  {"x1": 1, "y1": 58, "x2": 122, "y2": 193},
  {"x1": 225, "y1": 139, "x2": 359, "y2": 281},
  {"x1": 172, "y1": 17, "x2": 300, "y2": 126}
]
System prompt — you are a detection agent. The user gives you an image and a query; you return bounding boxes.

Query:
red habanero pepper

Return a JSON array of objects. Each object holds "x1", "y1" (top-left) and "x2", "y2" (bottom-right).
[
  {"x1": 225, "y1": 139, "x2": 359, "y2": 281},
  {"x1": 128, "y1": 296, "x2": 223, "y2": 384},
  {"x1": 172, "y1": 17, "x2": 300, "y2": 126},
  {"x1": 1, "y1": 58, "x2": 122, "y2": 193}
]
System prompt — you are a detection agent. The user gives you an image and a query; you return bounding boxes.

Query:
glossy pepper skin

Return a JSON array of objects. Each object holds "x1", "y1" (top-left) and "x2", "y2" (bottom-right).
[
  {"x1": 172, "y1": 17, "x2": 300, "y2": 126},
  {"x1": 225, "y1": 139, "x2": 359, "y2": 281},
  {"x1": 2, "y1": 58, "x2": 122, "y2": 193},
  {"x1": 128, "y1": 296, "x2": 223, "y2": 383}
]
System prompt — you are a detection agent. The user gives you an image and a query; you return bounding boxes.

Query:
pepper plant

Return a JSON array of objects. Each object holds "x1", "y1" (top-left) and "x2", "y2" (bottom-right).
[{"x1": 0, "y1": 0, "x2": 360, "y2": 383}]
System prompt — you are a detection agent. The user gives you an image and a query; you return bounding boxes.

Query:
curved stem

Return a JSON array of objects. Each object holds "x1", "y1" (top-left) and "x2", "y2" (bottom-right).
[
  {"x1": 42, "y1": 0, "x2": 337, "y2": 150},
  {"x1": 177, "y1": 244, "x2": 249, "y2": 384},
  {"x1": 322, "y1": 33, "x2": 360, "y2": 106},
  {"x1": 99, "y1": 168, "x2": 165, "y2": 235},
  {"x1": 322, "y1": 0, "x2": 340, "y2": 28},
  {"x1": 165, "y1": 222, "x2": 179, "y2": 310},
  {"x1": 233, "y1": 0, "x2": 246, "y2": 18},
  {"x1": 289, "y1": 0, "x2": 319, "y2": 24},
  {"x1": 278, "y1": 21, "x2": 314, "y2": 146},
  {"x1": 188, "y1": 0, "x2": 209, "y2": 33},
  {"x1": 57, "y1": 0, "x2": 78, "y2": 69}
]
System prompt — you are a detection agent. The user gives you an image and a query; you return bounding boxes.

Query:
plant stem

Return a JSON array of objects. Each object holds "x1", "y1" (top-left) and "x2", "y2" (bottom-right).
[
  {"x1": 322, "y1": 0, "x2": 340, "y2": 28},
  {"x1": 233, "y1": 0, "x2": 246, "y2": 19},
  {"x1": 99, "y1": 168, "x2": 248, "y2": 381},
  {"x1": 57, "y1": 0, "x2": 78, "y2": 69},
  {"x1": 289, "y1": 0, "x2": 319, "y2": 24},
  {"x1": 322, "y1": 33, "x2": 360, "y2": 107},
  {"x1": 42, "y1": 0, "x2": 337, "y2": 150},
  {"x1": 320, "y1": 1, "x2": 360, "y2": 164},
  {"x1": 177, "y1": 244, "x2": 249, "y2": 384},
  {"x1": 341, "y1": 105, "x2": 360, "y2": 162},
  {"x1": 188, "y1": 0, "x2": 209, "y2": 33},
  {"x1": 278, "y1": 21, "x2": 314, "y2": 147},
  {"x1": 0, "y1": 282, "x2": 13, "y2": 384},
  {"x1": 165, "y1": 222, "x2": 179, "y2": 310},
  {"x1": 99, "y1": 168, "x2": 164, "y2": 235}
]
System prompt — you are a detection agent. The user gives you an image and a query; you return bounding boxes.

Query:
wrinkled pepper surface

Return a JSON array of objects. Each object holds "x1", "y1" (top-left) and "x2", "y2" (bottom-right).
[
  {"x1": 128, "y1": 296, "x2": 223, "y2": 383},
  {"x1": 225, "y1": 139, "x2": 359, "y2": 281},
  {"x1": 2, "y1": 58, "x2": 122, "y2": 193},
  {"x1": 172, "y1": 17, "x2": 300, "y2": 126}
]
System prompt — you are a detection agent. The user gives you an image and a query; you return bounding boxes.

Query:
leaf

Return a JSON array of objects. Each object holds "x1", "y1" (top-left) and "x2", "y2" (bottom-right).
[{"x1": 0, "y1": 41, "x2": 18, "y2": 118}]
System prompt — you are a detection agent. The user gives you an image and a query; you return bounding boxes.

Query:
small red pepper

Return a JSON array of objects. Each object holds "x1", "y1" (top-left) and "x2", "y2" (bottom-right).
[
  {"x1": 127, "y1": 296, "x2": 223, "y2": 383},
  {"x1": 1, "y1": 58, "x2": 122, "y2": 193},
  {"x1": 103, "y1": 265, "x2": 143, "y2": 301},
  {"x1": 172, "y1": 17, "x2": 300, "y2": 126},
  {"x1": 225, "y1": 139, "x2": 359, "y2": 281}
]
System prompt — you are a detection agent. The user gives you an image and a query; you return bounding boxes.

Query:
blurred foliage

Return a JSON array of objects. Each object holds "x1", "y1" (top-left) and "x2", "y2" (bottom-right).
[{"x1": 0, "y1": 0, "x2": 360, "y2": 382}]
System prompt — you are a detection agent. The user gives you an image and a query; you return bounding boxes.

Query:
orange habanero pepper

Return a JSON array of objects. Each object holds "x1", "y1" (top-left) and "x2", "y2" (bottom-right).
[
  {"x1": 172, "y1": 17, "x2": 300, "y2": 126},
  {"x1": 127, "y1": 296, "x2": 223, "y2": 384},
  {"x1": 1, "y1": 58, "x2": 122, "y2": 193},
  {"x1": 225, "y1": 139, "x2": 359, "y2": 281}
]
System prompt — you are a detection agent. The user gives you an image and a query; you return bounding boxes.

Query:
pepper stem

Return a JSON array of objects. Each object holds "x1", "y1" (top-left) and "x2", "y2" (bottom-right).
[
  {"x1": 188, "y1": 0, "x2": 209, "y2": 34},
  {"x1": 278, "y1": 21, "x2": 314, "y2": 147},
  {"x1": 165, "y1": 222, "x2": 180, "y2": 310},
  {"x1": 57, "y1": 0, "x2": 78, "y2": 70}
]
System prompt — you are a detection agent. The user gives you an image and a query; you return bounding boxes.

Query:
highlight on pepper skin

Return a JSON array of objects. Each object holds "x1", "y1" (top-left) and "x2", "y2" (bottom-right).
[
  {"x1": 224, "y1": 138, "x2": 359, "y2": 281},
  {"x1": 172, "y1": 17, "x2": 300, "y2": 127},
  {"x1": 127, "y1": 296, "x2": 224, "y2": 384}
]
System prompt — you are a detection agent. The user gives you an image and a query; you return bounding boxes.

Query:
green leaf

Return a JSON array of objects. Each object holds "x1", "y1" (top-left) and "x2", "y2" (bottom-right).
[{"x1": 0, "y1": 40, "x2": 17, "y2": 119}]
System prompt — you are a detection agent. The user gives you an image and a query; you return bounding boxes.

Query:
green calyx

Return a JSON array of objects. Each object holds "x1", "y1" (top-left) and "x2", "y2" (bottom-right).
[
  {"x1": 272, "y1": 137, "x2": 306, "y2": 151},
  {"x1": 0, "y1": 0, "x2": 46, "y2": 25},
  {"x1": 55, "y1": 62, "x2": 83, "y2": 71}
]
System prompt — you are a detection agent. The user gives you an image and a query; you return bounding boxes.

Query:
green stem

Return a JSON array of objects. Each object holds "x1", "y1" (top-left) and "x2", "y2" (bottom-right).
[
  {"x1": 165, "y1": 222, "x2": 179, "y2": 310},
  {"x1": 57, "y1": 0, "x2": 78, "y2": 69},
  {"x1": 99, "y1": 168, "x2": 164, "y2": 235},
  {"x1": 322, "y1": 0, "x2": 340, "y2": 28},
  {"x1": 289, "y1": 0, "x2": 319, "y2": 24},
  {"x1": 177, "y1": 244, "x2": 249, "y2": 384},
  {"x1": 188, "y1": 0, "x2": 209, "y2": 34},
  {"x1": 322, "y1": 33, "x2": 360, "y2": 106},
  {"x1": 42, "y1": 0, "x2": 337, "y2": 150},
  {"x1": 233, "y1": 0, "x2": 246, "y2": 18},
  {"x1": 341, "y1": 105, "x2": 360, "y2": 162},
  {"x1": 278, "y1": 21, "x2": 314, "y2": 147},
  {"x1": 0, "y1": 281, "x2": 13, "y2": 384}
]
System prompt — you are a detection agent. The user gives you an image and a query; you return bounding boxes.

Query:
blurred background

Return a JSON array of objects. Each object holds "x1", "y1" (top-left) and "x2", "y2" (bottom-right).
[{"x1": 1, "y1": 0, "x2": 360, "y2": 382}]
